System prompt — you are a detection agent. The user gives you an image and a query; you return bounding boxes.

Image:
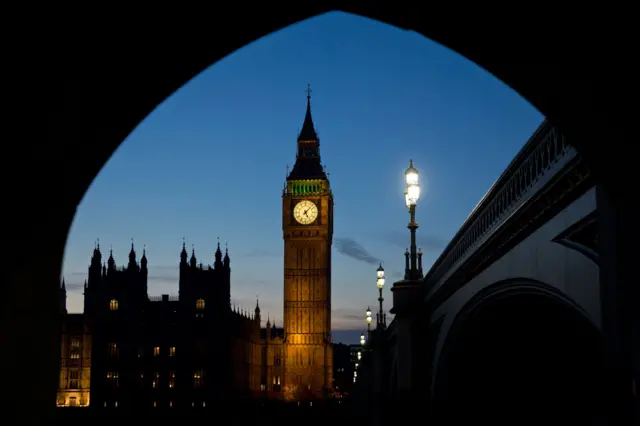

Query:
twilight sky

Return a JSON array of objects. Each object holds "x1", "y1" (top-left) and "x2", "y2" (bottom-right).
[{"x1": 62, "y1": 12, "x2": 544, "y2": 343}]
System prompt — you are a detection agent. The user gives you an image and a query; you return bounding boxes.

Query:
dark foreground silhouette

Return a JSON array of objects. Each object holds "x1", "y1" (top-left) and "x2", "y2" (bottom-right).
[{"x1": 55, "y1": 398, "x2": 369, "y2": 426}]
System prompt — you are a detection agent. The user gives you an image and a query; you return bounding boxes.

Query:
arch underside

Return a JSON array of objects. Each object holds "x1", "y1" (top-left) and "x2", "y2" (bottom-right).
[{"x1": 432, "y1": 280, "x2": 605, "y2": 422}]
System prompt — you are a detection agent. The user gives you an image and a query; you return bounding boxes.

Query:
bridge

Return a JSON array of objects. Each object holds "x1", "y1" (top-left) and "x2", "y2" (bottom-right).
[{"x1": 363, "y1": 119, "x2": 605, "y2": 422}]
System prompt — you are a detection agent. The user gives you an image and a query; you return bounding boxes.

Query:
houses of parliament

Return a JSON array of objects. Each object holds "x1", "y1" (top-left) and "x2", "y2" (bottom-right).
[{"x1": 57, "y1": 89, "x2": 335, "y2": 409}]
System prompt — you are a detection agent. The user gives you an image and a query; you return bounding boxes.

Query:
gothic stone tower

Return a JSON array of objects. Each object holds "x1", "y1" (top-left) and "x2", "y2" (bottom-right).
[{"x1": 282, "y1": 88, "x2": 333, "y2": 400}]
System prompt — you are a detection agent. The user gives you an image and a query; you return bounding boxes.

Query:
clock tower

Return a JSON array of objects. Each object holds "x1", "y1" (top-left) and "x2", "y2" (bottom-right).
[{"x1": 282, "y1": 87, "x2": 333, "y2": 400}]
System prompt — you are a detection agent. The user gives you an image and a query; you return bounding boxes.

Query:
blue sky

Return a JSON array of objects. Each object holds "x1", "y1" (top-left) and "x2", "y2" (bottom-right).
[{"x1": 62, "y1": 12, "x2": 543, "y2": 343}]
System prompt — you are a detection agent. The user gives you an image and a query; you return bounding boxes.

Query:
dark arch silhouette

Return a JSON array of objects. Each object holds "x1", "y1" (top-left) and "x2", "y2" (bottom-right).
[
  {"x1": 6, "y1": 5, "x2": 634, "y2": 424},
  {"x1": 433, "y1": 279, "x2": 605, "y2": 423}
]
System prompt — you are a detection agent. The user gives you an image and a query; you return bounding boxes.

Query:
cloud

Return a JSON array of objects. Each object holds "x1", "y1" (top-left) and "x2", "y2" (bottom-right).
[
  {"x1": 333, "y1": 308, "x2": 365, "y2": 322},
  {"x1": 332, "y1": 329, "x2": 364, "y2": 345},
  {"x1": 377, "y1": 229, "x2": 447, "y2": 252},
  {"x1": 241, "y1": 249, "x2": 281, "y2": 258},
  {"x1": 334, "y1": 238, "x2": 381, "y2": 265},
  {"x1": 64, "y1": 281, "x2": 85, "y2": 292},
  {"x1": 389, "y1": 269, "x2": 405, "y2": 280}
]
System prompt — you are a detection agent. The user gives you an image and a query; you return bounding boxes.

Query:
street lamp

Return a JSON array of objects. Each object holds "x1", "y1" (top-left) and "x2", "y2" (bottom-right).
[
  {"x1": 376, "y1": 264, "x2": 386, "y2": 327},
  {"x1": 360, "y1": 333, "x2": 366, "y2": 346},
  {"x1": 366, "y1": 307, "x2": 372, "y2": 334},
  {"x1": 404, "y1": 160, "x2": 422, "y2": 280},
  {"x1": 357, "y1": 351, "x2": 362, "y2": 361}
]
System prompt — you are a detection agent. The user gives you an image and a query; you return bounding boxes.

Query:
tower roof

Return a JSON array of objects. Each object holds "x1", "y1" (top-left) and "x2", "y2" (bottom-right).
[
  {"x1": 298, "y1": 87, "x2": 318, "y2": 142},
  {"x1": 287, "y1": 85, "x2": 327, "y2": 181}
]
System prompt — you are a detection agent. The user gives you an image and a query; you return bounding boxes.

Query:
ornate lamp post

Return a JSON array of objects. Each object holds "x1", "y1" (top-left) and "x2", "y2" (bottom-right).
[
  {"x1": 404, "y1": 160, "x2": 422, "y2": 280},
  {"x1": 388, "y1": 160, "x2": 425, "y2": 399},
  {"x1": 376, "y1": 264, "x2": 386, "y2": 328},
  {"x1": 360, "y1": 332, "x2": 366, "y2": 346},
  {"x1": 366, "y1": 307, "x2": 372, "y2": 336}
]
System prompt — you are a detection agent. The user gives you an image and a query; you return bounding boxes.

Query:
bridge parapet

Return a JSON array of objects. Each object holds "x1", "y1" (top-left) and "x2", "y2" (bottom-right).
[{"x1": 424, "y1": 119, "x2": 576, "y2": 294}]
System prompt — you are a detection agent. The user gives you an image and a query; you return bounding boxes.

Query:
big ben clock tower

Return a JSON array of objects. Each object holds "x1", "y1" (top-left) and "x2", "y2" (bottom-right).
[{"x1": 282, "y1": 87, "x2": 333, "y2": 400}]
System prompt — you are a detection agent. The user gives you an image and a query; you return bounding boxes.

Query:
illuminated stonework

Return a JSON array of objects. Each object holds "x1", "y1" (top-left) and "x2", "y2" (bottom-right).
[
  {"x1": 281, "y1": 91, "x2": 334, "y2": 400},
  {"x1": 57, "y1": 314, "x2": 91, "y2": 407}
]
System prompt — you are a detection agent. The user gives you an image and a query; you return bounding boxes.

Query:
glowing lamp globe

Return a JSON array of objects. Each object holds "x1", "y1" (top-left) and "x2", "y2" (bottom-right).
[
  {"x1": 404, "y1": 160, "x2": 421, "y2": 208},
  {"x1": 376, "y1": 264, "x2": 385, "y2": 289}
]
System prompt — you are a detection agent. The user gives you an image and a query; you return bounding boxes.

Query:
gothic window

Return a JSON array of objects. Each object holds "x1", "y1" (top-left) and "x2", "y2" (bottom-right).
[
  {"x1": 169, "y1": 371, "x2": 176, "y2": 388},
  {"x1": 109, "y1": 299, "x2": 119, "y2": 311},
  {"x1": 196, "y1": 298, "x2": 205, "y2": 310},
  {"x1": 193, "y1": 369, "x2": 203, "y2": 388},
  {"x1": 153, "y1": 346, "x2": 160, "y2": 356},
  {"x1": 68, "y1": 397, "x2": 77, "y2": 407},
  {"x1": 152, "y1": 372, "x2": 159, "y2": 388},
  {"x1": 70, "y1": 337, "x2": 81, "y2": 360},
  {"x1": 108, "y1": 343, "x2": 118, "y2": 357},
  {"x1": 169, "y1": 346, "x2": 176, "y2": 357},
  {"x1": 106, "y1": 371, "x2": 119, "y2": 387},
  {"x1": 68, "y1": 370, "x2": 79, "y2": 389}
]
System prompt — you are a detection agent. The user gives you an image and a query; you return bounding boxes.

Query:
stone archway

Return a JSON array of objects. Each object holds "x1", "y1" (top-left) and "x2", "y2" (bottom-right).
[
  {"x1": 5, "y1": 5, "x2": 634, "y2": 423},
  {"x1": 433, "y1": 286, "x2": 605, "y2": 423}
]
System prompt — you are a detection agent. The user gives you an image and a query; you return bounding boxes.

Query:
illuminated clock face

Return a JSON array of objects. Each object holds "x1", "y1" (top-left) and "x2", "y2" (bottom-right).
[{"x1": 293, "y1": 200, "x2": 318, "y2": 225}]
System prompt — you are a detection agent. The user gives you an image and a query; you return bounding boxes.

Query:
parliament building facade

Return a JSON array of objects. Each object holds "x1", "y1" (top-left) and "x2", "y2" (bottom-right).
[{"x1": 57, "y1": 91, "x2": 334, "y2": 408}]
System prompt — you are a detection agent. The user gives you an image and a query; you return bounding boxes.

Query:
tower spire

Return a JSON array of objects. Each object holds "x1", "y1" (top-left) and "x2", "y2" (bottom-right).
[
  {"x1": 287, "y1": 86, "x2": 327, "y2": 181},
  {"x1": 298, "y1": 84, "x2": 317, "y2": 142}
]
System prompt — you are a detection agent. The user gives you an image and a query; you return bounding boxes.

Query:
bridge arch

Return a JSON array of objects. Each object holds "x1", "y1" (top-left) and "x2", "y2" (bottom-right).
[{"x1": 431, "y1": 278, "x2": 605, "y2": 423}]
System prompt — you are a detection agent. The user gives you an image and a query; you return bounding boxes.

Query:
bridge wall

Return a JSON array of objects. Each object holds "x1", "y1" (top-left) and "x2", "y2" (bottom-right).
[{"x1": 430, "y1": 186, "x2": 599, "y2": 380}]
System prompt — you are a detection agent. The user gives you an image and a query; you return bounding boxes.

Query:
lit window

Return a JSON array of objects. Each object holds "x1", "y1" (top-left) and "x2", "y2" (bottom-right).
[
  {"x1": 106, "y1": 371, "x2": 119, "y2": 387},
  {"x1": 153, "y1": 401, "x2": 157, "y2": 408},
  {"x1": 169, "y1": 401, "x2": 173, "y2": 407},
  {"x1": 169, "y1": 346, "x2": 176, "y2": 357},
  {"x1": 169, "y1": 371, "x2": 175, "y2": 388},
  {"x1": 114, "y1": 401, "x2": 118, "y2": 408},
  {"x1": 153, "y1": 347, "x2": 160, "y2": 356},
  {"x1": 152, "y1": 372, "x2": 159, "y2": 388},
  {"x1": 109, "y1": 299, "x2": 119, "y2": 311},
  {"x1": 68, "y1": 370, "x2": 79, "y2": 389},
  {"x1": 70, "y1": 337, "x2": 81, "y2": 360},
  {"x1": 108, "y1": 343, "x2": 118, "y2": 356},
  {"x1": 196, "y1": 298, "x2": 205, "y2": 310},
  {"x1": 193, "y1": 369, "x2": 203, "y2": 388}
]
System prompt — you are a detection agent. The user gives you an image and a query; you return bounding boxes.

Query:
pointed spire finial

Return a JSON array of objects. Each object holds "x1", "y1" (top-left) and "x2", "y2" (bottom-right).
[
  {"x1": 217, "y1": 236, "x2": 220, "y2": 248},
  {"x1": 96, "y1": 238, "x2": 100, "y2": 250},
  {"x1": 306, "y1": 84, "x2": 312, "y2": 102},
  {"x1": 182, "y1": 237, "x2": 186, "y2": 249}
]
